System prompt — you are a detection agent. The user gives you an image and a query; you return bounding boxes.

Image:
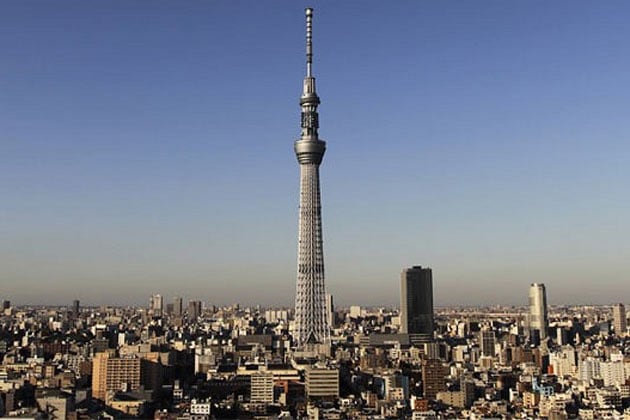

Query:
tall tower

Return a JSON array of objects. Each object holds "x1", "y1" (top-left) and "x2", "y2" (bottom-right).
[
  {"x1": 400, "y1": 266, "x2": 434, "y2": 343},
  {"x1": 528, "y1": 283, "x2": 548, "y2": 344},
  {"x1": 293, "y1": 8, "x2": 330, "y2": 349}
]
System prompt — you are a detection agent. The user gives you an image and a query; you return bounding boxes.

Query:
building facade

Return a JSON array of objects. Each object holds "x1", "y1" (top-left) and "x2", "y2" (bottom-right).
[
  {"x1": 612, "y1": 303, "x2": 626, "y2": 337},
  {"x1": 400, "y1": 266, "x2": 434, "y2": 341}
]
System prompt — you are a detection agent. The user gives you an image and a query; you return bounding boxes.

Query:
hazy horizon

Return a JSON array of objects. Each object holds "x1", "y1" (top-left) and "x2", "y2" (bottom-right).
[{"x1": 2, "y1": 1, "x2": 630, "y2": 307}]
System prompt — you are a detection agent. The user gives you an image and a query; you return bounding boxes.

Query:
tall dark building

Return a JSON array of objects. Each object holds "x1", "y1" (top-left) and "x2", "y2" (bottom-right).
[
  {"x1": 72, "y1": 300, "x2": 80, "y2": 317},
  {"x1": 400, "y1": 266, "x2": 434, "y2": 342}
]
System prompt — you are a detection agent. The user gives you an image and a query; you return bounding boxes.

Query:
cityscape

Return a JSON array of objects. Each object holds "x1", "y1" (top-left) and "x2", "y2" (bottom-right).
[{"x1": 2, "y1": 3, "x2": 630, "y2": 420}]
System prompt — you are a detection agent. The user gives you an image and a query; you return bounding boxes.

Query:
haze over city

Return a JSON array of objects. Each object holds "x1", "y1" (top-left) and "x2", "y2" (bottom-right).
[{"x1": 2, "y1": 1, "x2": 630, "y2": 307}]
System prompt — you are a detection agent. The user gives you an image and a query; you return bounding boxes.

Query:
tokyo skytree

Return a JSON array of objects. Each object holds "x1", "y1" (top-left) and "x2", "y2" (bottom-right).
[{"x1": 293, "y1": 8, "x2": 330, "y2": 349}]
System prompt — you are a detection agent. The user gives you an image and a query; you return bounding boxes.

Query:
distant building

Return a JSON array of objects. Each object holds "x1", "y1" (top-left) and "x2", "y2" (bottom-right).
[
  {"x1": 250, "y1": 371, "x2": 274, "y2": 403},
  {"x1": 400, "y1": 266, "x2": 434, "y2": 342},
  {"x1": 188, "y1": 300, "x2": 202, "y2": 320},
  {"x1": 173, "y1": 296, "x2": 183, "y2": 317},
  {"x1": 92, "y1": 352, "x2": 141, "y2": 401},
  {"x1": 528, "y1": 283, "x2": 548, "y2": 343},
  {"x1": 325, "y1": 293, "x2": 335, "y2": 329},
  {"x1": 305, "y1": 366, "x2": 339, "y2": 400},
  {"x1": 612, "y1": 303, "x2": 626, "y2": 336},
  {"x1": 72, "y1": 300, "x2": 80, "y2": 318},
  {"x1": 150, "y1": 294, "x2": 163, "y2": 317},
  {"x1": 421, "y1": 358, "x2": 447, "y2": 400},
  {"x1": 479, "y1": 329, "x2": 495, "y2": 357},
  {"x1": 35, "y1": 389, "x2": 73, "y2": 420},
  {"x1": 92, "y1": 352, "x2": 160, "y2": 402}
]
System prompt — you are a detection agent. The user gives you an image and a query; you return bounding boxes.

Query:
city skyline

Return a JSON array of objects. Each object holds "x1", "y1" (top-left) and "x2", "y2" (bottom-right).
[{"x1": 2, "y1": 1, "x2": 630, "y2": 306}]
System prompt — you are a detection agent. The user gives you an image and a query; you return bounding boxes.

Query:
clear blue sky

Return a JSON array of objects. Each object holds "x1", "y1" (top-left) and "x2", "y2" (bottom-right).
[{"x1": 2, "y1": 1, "x2": 629, "y2": 307}]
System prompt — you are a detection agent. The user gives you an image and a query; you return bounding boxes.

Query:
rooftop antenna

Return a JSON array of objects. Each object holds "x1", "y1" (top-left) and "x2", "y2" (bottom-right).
[{"x1": 305, "y1": 8, "x2": 313, "y2": 77}]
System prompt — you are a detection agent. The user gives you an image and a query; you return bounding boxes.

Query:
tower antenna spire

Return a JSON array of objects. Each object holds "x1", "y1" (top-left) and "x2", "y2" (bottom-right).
[{"x1": 305, "y1": 8, "x2": 313, "y2": 77}]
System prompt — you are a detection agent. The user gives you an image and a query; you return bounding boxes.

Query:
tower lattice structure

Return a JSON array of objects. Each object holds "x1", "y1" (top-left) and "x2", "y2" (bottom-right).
[{"x1": 293, "y1": 8, "x2": 330, "y2": 348}]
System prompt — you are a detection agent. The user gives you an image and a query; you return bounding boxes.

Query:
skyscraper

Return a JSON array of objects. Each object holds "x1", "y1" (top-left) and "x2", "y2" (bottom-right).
[
  {"x1": 150, "y1": 294, "x2": 163, "y2": 317},
  {"x1": 173, "y1": 296, "x2": 183, "y2": 317},
  {"x1": 528, "y1": 283, "x2": 548, "y2": 344},
  {"x1": 400, "y1": 266, "x2": 434, "y2": 342},
  {"x1": 72, "y1": 300, "x2": 80, "y2": 318},
  {"x1": 293, "y1": 8, "x2": 329, "y2": 349},
  {"x1": 612, "y1": 303, "x2": 626, "y2": 337}
]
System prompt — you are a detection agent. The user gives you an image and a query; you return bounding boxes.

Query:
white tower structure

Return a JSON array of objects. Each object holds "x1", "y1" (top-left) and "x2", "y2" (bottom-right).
[
  {"x1": 528, "y1": 283, "x2": 548, "y2": 342},
  {"x1": 293, "y1": 8, "x2": 330, "y2": 349}
]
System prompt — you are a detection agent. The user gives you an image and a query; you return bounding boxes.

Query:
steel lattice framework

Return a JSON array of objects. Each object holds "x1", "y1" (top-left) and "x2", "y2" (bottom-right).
[{"x1": 293, "y1": 8, "x2": 330, "y2": 348}]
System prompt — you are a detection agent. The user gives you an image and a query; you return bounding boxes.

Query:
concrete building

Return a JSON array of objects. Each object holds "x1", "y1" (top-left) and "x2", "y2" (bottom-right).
[
  {"x1": 92, "y1": 352, "x2": 142, "y2": 401},
  {"x1": 250, "y1": 371, "x2": 274, "y2": 403},
  {"x1": 35, "y1": 389, "x2": 73, "y2": 420},
  {"x1": 400, "y1": 266, "x2": 434, "y2": 342},
  {"x1": 305, "y1": 366, "x2": 339, "y2": 400}
]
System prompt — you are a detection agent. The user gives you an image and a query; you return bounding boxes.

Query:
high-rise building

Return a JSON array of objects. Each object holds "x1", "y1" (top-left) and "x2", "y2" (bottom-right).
[
  {"x1": 2, "y1": 300, "x2": 10, "y2": 310},
  {"x1": 173, "y1": 296, "x2": 183, "y2": 317},
  {"x1": 421, "y1": 358, "x2": 448, "y2": 400},
  {"x1": 400, "y1": 266, "x2": 434, "y2": 342},
  {"x1": 72, "y1": 300, "x2": 80, "y2": 318},
  {"x1": 325, "y1": 293, "x2": 335, "y2": 329},
  {"x1": 92, "y1": 351, "x2": 161, "y2": 402},
  {"x1": 150, "y1": 294, "x2": 163, "y2": 317},
  {"x1": 528, "y1": 283, "x2": 548, "y2": 343},
  {"x1": 188, "y1": 300, "x2": 202, "y2": 320},
  {"x1": 92, "y1": 352, "x2": 141, "y2": 401},
  {"x1": 612, "y1": 303, "x2": 626, "y2": 337},
  {"x1": 293, "y1": 8, "x2": 330, "y2": 349}
]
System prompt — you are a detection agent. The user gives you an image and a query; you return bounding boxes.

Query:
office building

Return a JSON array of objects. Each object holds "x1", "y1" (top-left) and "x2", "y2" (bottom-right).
[
  {"x1": 305, "y1": 366, "x2": 339, "y2": 400},
  {"x1": 150, "y1": 294, "x2": 163, "y2": 317},
  {"x1": 325, "y1": 293, "x2": 335, "y2": 329},
  {"x1": 250, "y1": 371, "x2": 274, "y2": 404},
  {"x1": 188, "y1": 300, "x2": 202, "y2": 320},
  {"x1": 528, "y1": 283, "x2": 548, "y2": 343},
  {"x1": 612, "y1": 303, "x2": 626, "y2": 337},
  {"x1": 72, "y1": 300, "x2": 80, "y2": 318},
  {"x1": 479, "y1": 329, "x2": 495, "y2": 357},
  {"x1": 173, "y1": 296, "x2": 183, "y2": 317},
  {"x1": 293, "y1": 8, "x2": 330, "y2": 349},
  {"x1": 400, "y1": 266, "x2": 434, "y2": 342},
  {"x1": 421, "y1": 359, "x2": 448, "y2": 400}
]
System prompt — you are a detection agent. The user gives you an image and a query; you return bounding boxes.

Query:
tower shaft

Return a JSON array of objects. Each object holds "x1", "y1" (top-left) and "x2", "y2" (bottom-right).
[{"x1": 293, "y1": 8, "x2": 329, "y2": 348}]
